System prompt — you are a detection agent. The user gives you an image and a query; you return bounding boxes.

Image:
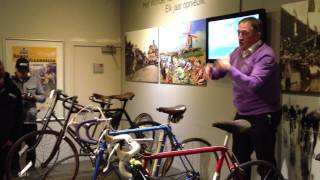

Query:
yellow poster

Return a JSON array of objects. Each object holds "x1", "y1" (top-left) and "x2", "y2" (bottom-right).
[
  {"x1": 12, "y1": 46, "x2": 58, "y2": 117},
  {"x1": 12, "y1": 46, "x2": 57, "y2": 63}
]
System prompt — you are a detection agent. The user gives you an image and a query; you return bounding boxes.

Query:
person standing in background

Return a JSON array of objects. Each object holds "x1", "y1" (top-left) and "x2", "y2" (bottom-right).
[
  {"x1": 11, "y1": 57, "x2": 46, "y2": 169},
  {"x1": 0, "y1": 60, "x2": 23, "y2": 179},
  {"x1": 203, "y1": 17, "x2": 282, "y2": 179}
]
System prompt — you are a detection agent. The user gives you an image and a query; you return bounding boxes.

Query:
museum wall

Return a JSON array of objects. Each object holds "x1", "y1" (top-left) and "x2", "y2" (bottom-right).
[
  {"x1": 0, "y1": 0, "x2": 318, "y2": 178},
  {"x1": 120, "y1": 0, "x2": 320, "y2": 162},
  {"x1": 0, "y1": 0, "x2": 121, "y2": 96}
]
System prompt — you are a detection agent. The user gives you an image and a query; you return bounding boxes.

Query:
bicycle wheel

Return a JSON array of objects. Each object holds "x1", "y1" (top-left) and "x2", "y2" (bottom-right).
[
  {"x1": 46, "y1": 153, "x2": 122, "y2": 180},
  {"x1": 5, "y1": 130, "x2": 79, "y2": 180},
  {"x1": 164, "y1": 138, "x2": 213, "y2": 179},
  {"x1": 96, "y1": 161, "x2": 122, "y2": 180},
  {"x1": 134, "y1": 113, "x2": 153, "y2": 124},
  {"x1": 134, "y1": 120, "x2": 174, "y2": 177},
  {"x1": 225, "y1": 160, "x2": 284, "y2": 180},
  {"x1": 35, "y1": 120, "x2": 56, "y2": 131}
]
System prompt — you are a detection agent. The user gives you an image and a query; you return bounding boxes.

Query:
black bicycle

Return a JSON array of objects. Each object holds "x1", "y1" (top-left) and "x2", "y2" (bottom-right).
[
  {"x1": 89, "y1": 92, "x2": 153, "y2": 130},
  {"x1": 5, "y1": 90, "x2": 153, "y2": 180}
]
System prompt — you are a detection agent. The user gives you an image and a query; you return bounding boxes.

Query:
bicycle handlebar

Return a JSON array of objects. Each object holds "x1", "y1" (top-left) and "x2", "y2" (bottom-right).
[
  {"x1": 110, "y1": 134, "x2": 140, "y2": 179},
  {"x1": 62, "y1": 96, "x2": 83, "y2": 113},
  {"x1": 74, "y1": 118, "x2": 111, "y2": 145}
]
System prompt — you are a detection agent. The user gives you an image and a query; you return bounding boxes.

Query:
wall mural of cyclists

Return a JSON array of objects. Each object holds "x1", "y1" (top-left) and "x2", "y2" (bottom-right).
[
  {"x1": 159, "y1": 19, "x2": 207, "y2": 86},
  {"x1": 125, "y1": 27, "x2": 159, "y2": 83},
  {"x1": 124, "y1": 18, "x2": 207, "y2": 86}
]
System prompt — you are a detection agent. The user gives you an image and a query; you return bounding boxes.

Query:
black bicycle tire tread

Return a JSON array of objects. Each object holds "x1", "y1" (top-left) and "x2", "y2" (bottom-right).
[
  {"x1": 5, "y1": 130, "x2": 79, "y2": 180},
  {"x1": 134, "y1": 113, "x2": 153, "y2": 124}
]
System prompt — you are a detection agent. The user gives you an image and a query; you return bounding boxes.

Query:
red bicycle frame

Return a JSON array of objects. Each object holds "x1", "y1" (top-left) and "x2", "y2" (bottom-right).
[{"x1": 142, "y1": 137, "x2": 239, "y2": 179}]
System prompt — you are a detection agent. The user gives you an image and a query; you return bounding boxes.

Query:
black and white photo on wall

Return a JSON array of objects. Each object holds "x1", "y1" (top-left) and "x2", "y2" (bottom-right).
[{"x1": 280, "y1": 0, "x2": 320, "y2": 96}]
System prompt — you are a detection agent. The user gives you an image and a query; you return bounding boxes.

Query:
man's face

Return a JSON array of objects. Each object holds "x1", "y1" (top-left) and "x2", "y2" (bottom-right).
[
  {"x1": 238, "y1": 21, "x2": 261, "y2": 50},
  {"x1": 16, "y1": 70, "x2": 29, "y2": 80}
]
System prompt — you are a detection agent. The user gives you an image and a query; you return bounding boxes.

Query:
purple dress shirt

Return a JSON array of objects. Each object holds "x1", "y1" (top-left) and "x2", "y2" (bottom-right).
[{"x1": 211, "y1": 43, "x2": 281, "y2": 115}]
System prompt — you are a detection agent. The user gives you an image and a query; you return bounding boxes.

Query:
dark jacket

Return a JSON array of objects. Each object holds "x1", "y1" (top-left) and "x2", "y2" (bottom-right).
[
  {"x1": 12, "y1": 74, "x2": 46, "y2": 123},
  {"x1": 0, "y1": 73, "x2": 23, "y2": 147}
]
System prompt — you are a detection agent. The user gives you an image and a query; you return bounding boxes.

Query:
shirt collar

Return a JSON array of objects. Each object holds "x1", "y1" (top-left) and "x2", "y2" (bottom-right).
[{"x1": 241, "y1": 40, "x2": 263, "y2": 58}]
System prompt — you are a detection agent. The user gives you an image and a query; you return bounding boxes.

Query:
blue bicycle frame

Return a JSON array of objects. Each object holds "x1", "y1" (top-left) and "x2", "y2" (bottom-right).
[{"x1": 91, "y1": 124, "x2": 181, "y2": 180}]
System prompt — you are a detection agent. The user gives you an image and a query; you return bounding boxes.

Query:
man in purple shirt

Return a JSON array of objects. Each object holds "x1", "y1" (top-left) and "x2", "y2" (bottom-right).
[{"x1": 204, "y1": 17, "x2": 281, "y2": 179}]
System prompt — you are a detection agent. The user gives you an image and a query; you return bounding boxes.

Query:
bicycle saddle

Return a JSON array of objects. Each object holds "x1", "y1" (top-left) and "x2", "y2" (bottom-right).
[
  {"x1": 92, "y1": 92, "x2": 135, "y2": 101},
  {"x1": 157, "y1": 105, "x2": 186, "y2": 123},
  {"x1": 212, "y1": 119, "x2": 251, "y2": 133}
]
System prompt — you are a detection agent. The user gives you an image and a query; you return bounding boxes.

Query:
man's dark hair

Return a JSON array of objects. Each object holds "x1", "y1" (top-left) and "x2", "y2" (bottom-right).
[{"x1": 239, "y1": 17, "x2": 263, "y2": 33}]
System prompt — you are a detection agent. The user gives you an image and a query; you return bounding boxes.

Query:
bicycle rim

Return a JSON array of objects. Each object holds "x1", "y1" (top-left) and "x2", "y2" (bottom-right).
[
  {"x1": 165, "y1": 138, "x2": 213, "y2": 180},
  {"x1": 5, "y1": 130, "x2": 79, "y2": 180},
  {"x1": 134, "y1": 113, "x2": 153, "y2": 124},
  {"x1": 225, "y1": 160, "x2": 284, "y2": 180}
]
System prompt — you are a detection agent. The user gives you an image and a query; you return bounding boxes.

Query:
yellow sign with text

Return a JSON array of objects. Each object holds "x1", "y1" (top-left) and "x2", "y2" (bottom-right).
[{"x1": 12, "y1": 46, "x2": 57, "y2": 63}]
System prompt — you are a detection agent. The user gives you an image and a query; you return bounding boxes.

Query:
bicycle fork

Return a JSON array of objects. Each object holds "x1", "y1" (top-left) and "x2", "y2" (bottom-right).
[{"x1": 92, "y1": 141, "x2": 107, "y2": 180}]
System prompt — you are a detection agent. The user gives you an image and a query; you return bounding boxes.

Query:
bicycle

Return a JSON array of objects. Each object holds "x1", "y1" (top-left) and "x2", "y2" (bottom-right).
[
  {"x1": 45, "y1": 104, "x2": 212, "y2": 179},
  {"x1": 5, "y1": 90, "x2": 153, "y2": 180},
  {"x1": 5, "y1": 93, "x2": 81, "y2": 180},
  {"x1": 116, "y1": 120, "x2": 284, "y2": 180},
  {"x1": 57, "y1": 117, "x2": 284, "y2": 179},
  {"x1": 89, "y1": 92, "x2": 153, "y2": 129}
]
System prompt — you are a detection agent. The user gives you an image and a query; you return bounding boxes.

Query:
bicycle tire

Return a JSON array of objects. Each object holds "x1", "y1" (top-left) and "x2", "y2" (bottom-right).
[
  {"x1": 134, "y1": 120, "x2": 175, "y2": 177},
  {"x1": 164, "y1": 137, "x2": 213, "y2": 179},
  {"x1": 35, "y1": 120, "x2": 55, "y2": 131},
  {"x1": 225, "y1": 160, "x2": 284, "y2": 180},
  {"x1": 5, "y1": 130, "x2": 79, "y2": 180},
  {"x1": 134, "y1": 113, "x2": 153, "y2": 124},
  {"x1": 96, "y1": 161, "x2": 122, "y2": 180},
  {"x1": 46, "y1": 153, "x2": 122, "y2": 180}
]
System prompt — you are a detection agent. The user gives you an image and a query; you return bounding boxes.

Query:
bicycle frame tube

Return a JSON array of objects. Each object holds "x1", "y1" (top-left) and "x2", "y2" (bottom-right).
[
  {"x1": 143, "y1": 146, "x2": 237, "y2": 180},
  {"x1": 92, "y1": 141, "x2": 107, "y2": 180},
  {"x1": 122, "y1": 110, "x2": 135, "y2": 127},
  {"x1": 152, "y1": 128, "x2": 167, "y2": 177},
  {"x1": 41, "y1": 97, "x2": 79, "y2": 168},
  {"x1": 91, "y1": 125, "x2": 172, "y2": 180},
  {"x1": 109, "y1": 124, "x2": 171, "y2": 135}
]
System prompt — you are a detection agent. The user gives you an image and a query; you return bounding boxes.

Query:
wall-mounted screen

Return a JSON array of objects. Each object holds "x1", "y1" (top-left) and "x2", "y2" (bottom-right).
[{"x1": 206, "y1": 9, "x2": 266, "y2": 62}]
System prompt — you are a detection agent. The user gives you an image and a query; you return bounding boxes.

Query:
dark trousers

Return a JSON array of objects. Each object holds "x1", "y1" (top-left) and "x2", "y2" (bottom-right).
[
  {"x1": 232, "y1": 110, "x2": 282, "y2": 179},
  {"x1": 0, "y1": 145, "x2": 9, "y2": 179},
  {"x1": 20, "y1": 123, "x2": 37, "y2": 167},
  {"x1": 1, "y1": 144, "x2": 20, "y2": 180}
]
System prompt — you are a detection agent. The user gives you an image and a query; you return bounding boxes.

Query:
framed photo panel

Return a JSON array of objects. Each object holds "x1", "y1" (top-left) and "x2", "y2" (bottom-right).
[
  {"x1": 159, "y1": 19, "x2": 207, "y2": 86},
  {"x1": 5, "y1": 38, "x2": 64, "y2": 118},
  {"x1": 125, "y1": 27, "x2": 159, "y2": 83}
]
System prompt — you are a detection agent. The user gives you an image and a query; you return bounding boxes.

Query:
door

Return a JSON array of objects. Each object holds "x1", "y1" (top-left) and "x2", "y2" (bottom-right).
[{"x1": 74, "y1": 45, "x2": 121, "y2": 106}]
